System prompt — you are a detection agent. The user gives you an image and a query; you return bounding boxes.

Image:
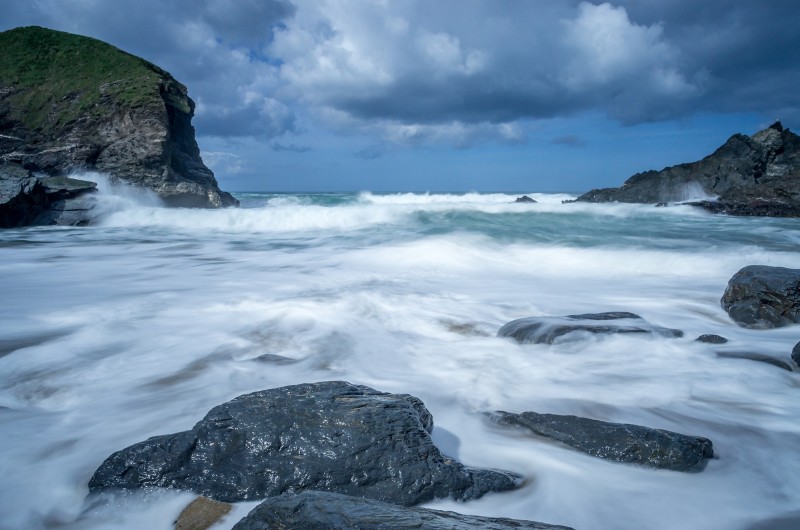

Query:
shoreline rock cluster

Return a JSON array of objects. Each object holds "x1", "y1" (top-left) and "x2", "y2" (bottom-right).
[
  {"x1": 573, "y1": 121, "x2": 800, "y2": 217},
  {"x1": 83, "y1": 265, "x2": 799, "y2": 528},
  {"x1": 0, "y1": 26, "x2": 237, "y2": 228}
]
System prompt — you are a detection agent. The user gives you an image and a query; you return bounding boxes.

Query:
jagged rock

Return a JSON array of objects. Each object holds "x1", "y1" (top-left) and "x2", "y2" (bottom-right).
[
  {"x1": 89, "y1": 381, "x2": 521, "y2": 504},
  {"x1": 715, "y1": 351, "x2": 793, "y2": 371},
  {"x1": 575, "y1": 122, "x2": 800, "y2": 216},
  {"x1": 231, "y1": 491, "x2": 573, "y2": 530},
  {"x1": 491, "y1": 411, "x2": 713, "y2": 472},
  {"x1": 174, "y1": 496, "x2": 232, "y2": 530},
  {"x1": 721, "y1": 265, "x2": 800, "y2": 328},
  {"x1": 793, "y1": 342, "x2": 800, "y2": 368},
  {"x1": 497, "y1": 312, "x2": 683, "y2": 344},
  {"x1": 0, "y1": 162, "x2": 97, "y2": 226},
  {"x1": 695, "y1": 334, "x2": 728, "y2": 344},
  {"x1": 514, "y1": 195, "x2": 537, "y2": 203},
  {"x1": 0, "y1": 26, "x2": 237, "y2": 223}
]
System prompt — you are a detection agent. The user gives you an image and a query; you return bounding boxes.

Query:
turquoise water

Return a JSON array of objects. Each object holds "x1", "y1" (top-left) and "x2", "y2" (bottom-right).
[{"x1": 0, "y1": 185, "x2": 799, "y2": 529}]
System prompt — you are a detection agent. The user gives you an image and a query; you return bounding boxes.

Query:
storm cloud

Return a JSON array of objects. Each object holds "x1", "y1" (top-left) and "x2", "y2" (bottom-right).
[{"x1": 2, "y1": 0, "x2": 798, "y2": 146}]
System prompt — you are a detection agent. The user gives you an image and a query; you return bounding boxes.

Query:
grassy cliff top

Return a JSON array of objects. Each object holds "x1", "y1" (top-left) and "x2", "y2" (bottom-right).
[{"x1": 0, "y1": 26, "x2": 191, "y2": 131}]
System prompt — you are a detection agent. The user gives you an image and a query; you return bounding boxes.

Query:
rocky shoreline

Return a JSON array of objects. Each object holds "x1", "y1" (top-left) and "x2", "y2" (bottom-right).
[
  {"x1": 573, "y1": 122, "x2": 800, "y2": 217},
  {"x1": 79, "y1": 264, "x2": 800, "y2": 529},
  {"x1": 0, "y1": 27, "x2": 237, "y2": 228}
]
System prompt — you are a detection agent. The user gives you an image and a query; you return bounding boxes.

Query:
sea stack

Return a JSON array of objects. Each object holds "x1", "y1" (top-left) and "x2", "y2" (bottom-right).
[{"x1": 0, "y1": 26, "x2": 237, "y2": 227}]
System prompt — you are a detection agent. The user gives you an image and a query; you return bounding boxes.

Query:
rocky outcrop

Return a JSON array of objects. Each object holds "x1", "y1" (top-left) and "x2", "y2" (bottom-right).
[
  {"x1": 491, "y1": 411, "x2": 714, "y2": 472},
  {"x1": 89, "y1": 381, "x2": 520, "y2": 504},
  {"x1": 231, "y1": 491, "x2": 573, "y2": 530},
  {"x1": 721, "y1": 265, "x2": 800, "y2": 328},
  {"x1": 515, "y1": 195, "x2": 537, "y2": 203},
  {"x1": 1, "y1": 161, "x2": 97, "y2": 227},
  {"x1": 0, "y1": 26, "x2": 237, "y2": 226},
  {"x1": 574, "y1": 122, "x2": 800, "y2": 216},
  {"x1": 497, "y1": 312, "x2": 683, "y2": 344}
]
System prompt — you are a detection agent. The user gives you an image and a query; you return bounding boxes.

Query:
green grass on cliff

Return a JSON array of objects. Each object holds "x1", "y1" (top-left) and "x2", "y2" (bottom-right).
[{"x1": 0, "y1": 26, "x2": 191, "y2": 131}]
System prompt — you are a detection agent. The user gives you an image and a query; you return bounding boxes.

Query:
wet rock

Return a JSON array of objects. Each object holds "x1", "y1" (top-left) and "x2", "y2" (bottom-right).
[
  {"x1": 575, "y1": 121, "x2": 800, "y2": 217},
  {"x1": 497, "y1": 312, "x2": 683, "y2": 344},
  {"x1": 89, "y1": 381, "x2": 521, "y2": 504},
  {"x1": 231, "y1": 491, "x2": 573, "y2": 530},
  {"x1": 716, "y1": 351, "x2": 793, "y2": 371},
  {"x1": 695, "y1": 334, "x2": 728, "y2": 344},
  {"x1": 746, "y1": 510, "x2": 800, "y2": 530},
  {"x1": 514, "y1": 195, "x2": 537, "y2": 203},
  {"x1": 491, "y1": 411, "x2": 713, "y2": 472},
  {"x1": 721, "y1": 265, "x2": 800, "y2": 328},
  {"x1": 793, "y1": 342, "x2": 800, "y2": 368},
  {"x1": 175, "y1": 496, "x2": 231, "y2": 530}
]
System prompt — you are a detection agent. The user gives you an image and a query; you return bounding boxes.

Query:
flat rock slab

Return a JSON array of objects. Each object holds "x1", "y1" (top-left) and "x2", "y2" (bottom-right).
[
  {"x1": 175, "y1": 496, "x2": 231, "y2": 530},
  {"x1": 231, "y1": 490, "x2": 573, "y2": 530},
  {"x1": 721, "y1": 265, "x2": 800, "y2": 328},
  {"x1": 497, "y1": 312, "x2": 683, "y2": 344},
  {"x1": 492, "y1": 411, "x2": 713, "y2": 472},
  {"x1": 89, "y1": 381, "x2": 520, "y2": 504}
]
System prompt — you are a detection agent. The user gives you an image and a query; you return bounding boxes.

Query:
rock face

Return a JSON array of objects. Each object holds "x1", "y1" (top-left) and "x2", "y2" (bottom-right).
[
  {"x1": 721, "y1": 265, "x2": 800, "y2": 328},
  {"x1": 497, "y1": 312, "x2": 683, "y2": 344},
  {"x1": 492, "y1": 411, "x2": 714, "y2": 472},
  {"x1": 89, "y1": 381, "x2": 520, "y2": 504},
  {"x1": 575, "y1": 122, "x2": 800, "y2": 216},
  {"x1": 231, "y1": 491, "x2": 574, "y2": 530},
  {"x1": 0, "y1": 26, "x2": 237, "y2": 226}
]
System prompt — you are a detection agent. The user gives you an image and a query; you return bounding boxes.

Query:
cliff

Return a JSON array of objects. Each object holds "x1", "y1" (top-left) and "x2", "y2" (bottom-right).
[
  {"x1": 0, "y1": 26, "x2": 237, "y2": 226},
  {"x1": 575, "y1": 122, "x2": 800, "y2": 216}
]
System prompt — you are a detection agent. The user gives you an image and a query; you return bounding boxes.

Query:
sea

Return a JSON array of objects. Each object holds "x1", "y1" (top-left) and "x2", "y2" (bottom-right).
[{"x1": 1, "y1": 176, "x2": 799, "y2": 530}]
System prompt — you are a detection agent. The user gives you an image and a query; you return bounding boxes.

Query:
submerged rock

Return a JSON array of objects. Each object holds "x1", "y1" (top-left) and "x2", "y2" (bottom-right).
[
  {"x1": 491, "y1": 411, "x2": 713, "y2": 472},
  {"x1": 715, "y1": 351, "x2": 793, "y2": 371},
  {"x1": 721, "y1": 265, "x2": 800, "y2": 328},
  {"x1": 231, "y1": 491, "x2": 573, "y2": 530},
  {"x1": 497, "y1": 312, "x2": 683, "y2": 344},
  {"x1": 89, "y1": 381, "x2": 520, "y2": 504},
  {"x1": 695, "y1": 334, "x2": 728, "y2": 344}
]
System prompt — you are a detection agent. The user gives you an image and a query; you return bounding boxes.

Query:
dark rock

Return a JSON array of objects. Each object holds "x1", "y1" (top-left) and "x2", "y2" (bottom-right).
[
  {"x1": 231, "y1": 491, "x2": 573, "y2": 530},
  {"x1": 715, "y1": 351, "x2": 793, "y2": 371},
  {"x1": 721, "y1": 265, "x2": 800, "y2": 328},
  {"x1": 0, "y1": 162, "x2": 98, "y2": 226},
  {"x1": 491, "y1": 411, "x2": 713, "y2": 472},
  {"x1": 0, "y1": 26, "x2": 237, "y2": 221},
  {"x1": 175, "y1": 496, "x2": 232, "y2": 530},
  {"x1": 89, "y1": 381, "x2": 521, "y2": 504},
  {"x1": 497, "y1": 312, "x2": 683, "y2": 344},
  {"x1": 575, "y1": 122, "x2": 800, "y2": 217},
  {"x1": 695, "y1": 334, "x2": 728, "y2": 344},
  {"x1": 514, "y1": 195, "x2": 537, "y2": 203},
  {"x1": 793, "y1": 342, "x2": 800, "y2": 368},
  {"x1": 746, "y1": 510, "x2": 800, "y2": 530}
]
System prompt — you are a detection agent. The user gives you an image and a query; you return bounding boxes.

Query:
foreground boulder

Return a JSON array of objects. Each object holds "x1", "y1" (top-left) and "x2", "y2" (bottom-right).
[
  {"x1": 574, "y1": 121, "x2": 800, "y2": 216},
  {"x1": 721, "y1": 265, "x2": 800, "y2": 328},
  {"x1": 231, "y1": 491, "x2": 573, "y2": 530},
  {"x1": 0, "y1": 26, "x2": 237, "y2": 225},
  {"x1": 497, "y1": 312, "x2": 682, "y2": 344},
  {"x1": 491, "y1": 411, "x2": 713, "y2": 472},
  {"x1": 89, "y1": 381, "x2": 520, "y2": 504}
]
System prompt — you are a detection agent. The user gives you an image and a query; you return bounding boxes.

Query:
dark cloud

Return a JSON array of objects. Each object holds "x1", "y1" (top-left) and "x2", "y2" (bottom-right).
[{"x1": 1, "y1": 1, "x2": 798, "y2": 144}]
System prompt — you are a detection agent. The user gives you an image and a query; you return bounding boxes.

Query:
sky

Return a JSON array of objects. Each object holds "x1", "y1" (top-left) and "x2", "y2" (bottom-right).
[{"x1": 2, "y1": 0, "x2": 799, "y2": 193}]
